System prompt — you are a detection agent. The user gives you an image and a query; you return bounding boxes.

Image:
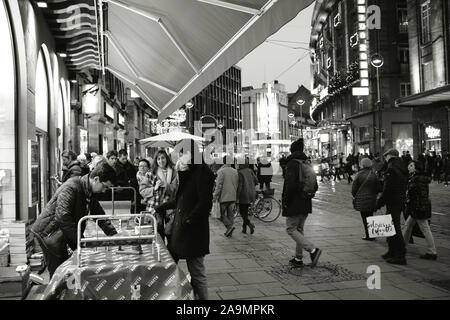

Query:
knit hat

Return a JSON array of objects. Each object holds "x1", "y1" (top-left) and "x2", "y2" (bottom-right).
[
  {"x1": 361, "y1": 158, "x2": 373, "y2": 168},
  {"x1": 290, "y1": 138, "x2": 304, "y2": 153},
  {"x1": 383, "y1": 148, "x2": 399, "y2": 158}
]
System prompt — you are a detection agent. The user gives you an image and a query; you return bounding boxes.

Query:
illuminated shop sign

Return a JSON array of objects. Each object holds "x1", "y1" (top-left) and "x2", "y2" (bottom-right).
[
  {"x1": 425, "y1": 126, "x2": 441, "y2": 139},
  {"x1": 118, "y1": 113, "x2": 125, "y2": 126},
  {"x1": 352, "y1": 0, "x2": 369, "y2": 97}
]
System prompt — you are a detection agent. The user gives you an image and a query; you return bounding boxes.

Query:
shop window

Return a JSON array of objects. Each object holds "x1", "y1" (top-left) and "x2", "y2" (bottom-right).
[{"x1": 400, "y1": 83, "x2": 411, "y2": 97}]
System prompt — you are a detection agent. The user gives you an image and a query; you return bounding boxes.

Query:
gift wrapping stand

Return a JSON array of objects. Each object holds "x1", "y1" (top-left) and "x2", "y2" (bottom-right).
[
  {"x1": 76, "y1": 212, "x2": 160, "y2": 267},
  {"x1": 109, "y1": 186, "x2": 137, "y2": 215}
]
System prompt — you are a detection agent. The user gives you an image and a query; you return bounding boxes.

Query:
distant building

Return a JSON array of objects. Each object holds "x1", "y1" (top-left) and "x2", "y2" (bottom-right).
[
  {"x1": 185, "y1": 66, "x2": 242, "y2": 146},
  {"x1": 242, "y1": 81, "x2": 290, "y2": 157},
  {"x1": 396, "y1": 0, "x2": 450, "y2": 156},
  {"x1": 288, "y1": 86, "x2": 318, "y2": 157},
  {"x1": 310, "y1": 0, "x2": 413, "y2": 157}
]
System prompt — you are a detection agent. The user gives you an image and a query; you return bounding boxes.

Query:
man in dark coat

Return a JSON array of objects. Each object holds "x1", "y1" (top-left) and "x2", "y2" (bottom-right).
[
  {"x1": 115, "y1": 149, "x2": 141, "y2": 212},
  {"x1": 282, "y1": 138, "x2": 321, "y2": 268},
  {"x1": 61, "y1": 150, "x2": 82, "y2": 183},
  {"x1": 31, "y1": 161, "x2": 118, "y2": 278},
  {"x1": 443, "y1": 153, "x2": 450, "y2": 186},
  {"x1": 376, "y1": 148, "x2": 409, "y2": 265},
  {"x1": 156, "y1": 139, "x2": 215, "y2": 300}
]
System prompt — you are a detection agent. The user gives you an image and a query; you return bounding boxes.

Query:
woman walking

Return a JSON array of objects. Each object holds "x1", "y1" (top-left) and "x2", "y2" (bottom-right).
[
  {"x1": 352, "y1": 158, "x2": 381, "y2": 241},
  {"x1": 403, "y1": 161, "x2": 437, "y2": 260},
  {"x1": 237, "y1": 158, "x2": 259, "y2": 234}
]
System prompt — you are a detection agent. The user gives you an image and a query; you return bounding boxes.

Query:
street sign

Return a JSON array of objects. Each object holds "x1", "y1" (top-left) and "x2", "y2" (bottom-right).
[{"x1": 198, "y1": 115, "x2": 218, "y2": 134}]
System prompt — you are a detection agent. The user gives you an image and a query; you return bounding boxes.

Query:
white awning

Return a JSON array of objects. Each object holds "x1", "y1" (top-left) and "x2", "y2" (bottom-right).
[{"x1": 102, "y1": 0, "x2": 314, "y2": 120}]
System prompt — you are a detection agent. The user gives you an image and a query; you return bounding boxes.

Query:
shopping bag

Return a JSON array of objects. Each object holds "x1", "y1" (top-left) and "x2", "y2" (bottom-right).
[
  {"x1": 211, "y1": 201, "x2": 221, "y2": 219},
  {"x1": 366, "y1": 214, "x2": 396, "y2": 238}
]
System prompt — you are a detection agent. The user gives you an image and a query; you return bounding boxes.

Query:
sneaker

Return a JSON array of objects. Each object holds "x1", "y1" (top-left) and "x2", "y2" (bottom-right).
[
  {"x1": 289, "y1": 258, "x2": 304, "y2": 268},
  {"x1": 225, "y1": 226, "x2": 235, "y2": 237},
  {"x1": 420, "y1": 253, "x2": 437, "y2": 260},
  {"x1": 386, "y1": 257, "x2": 407, "y2": 265},
  {"x1": 310, "y1": 248, "x2": 322, "y2": 267}
]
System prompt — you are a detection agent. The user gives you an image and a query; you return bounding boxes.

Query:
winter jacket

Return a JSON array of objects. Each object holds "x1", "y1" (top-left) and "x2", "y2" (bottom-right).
[
  {"x1": 352, "y1": 168, "x2": 381, "y2": 212},
  {"x1": 377, "y1": 157, "x2": 408, "y2": 208},
  {"x1": 405, "y1": 173, "x2": 432, "y2": 220},
  {"x1": 61, "y1": 160, "x2": 82, "y2": 183},
  {"x1": 31, "y1": 174, "x2": 117, "y2": 251},
  {"x1": 213, "y1": 165, "x2": 239, "y2": 203},
  {"x1": 113, "y1": 160, "x2": 138, "y2": 201},
  {"x1": 257, "y1": 162, "x2": 273, "y2": 183},
  {"x1": 156, "y1": 164, "x2": 215, "y2": 259},
  {"x1": 137, "y1": 168, "x2": 178, "y2": 211},
  {"x1": 282, "y1": 151, "x2": 318, "y2": 217},
  {"x1": 236, "y1": 166, "x2": 259, "y2": 204}
]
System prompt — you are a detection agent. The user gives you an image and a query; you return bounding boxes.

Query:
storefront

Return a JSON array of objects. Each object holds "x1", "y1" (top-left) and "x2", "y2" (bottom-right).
[{"x1": 423, "y1": 123, "x2": 442, "y2": 154}]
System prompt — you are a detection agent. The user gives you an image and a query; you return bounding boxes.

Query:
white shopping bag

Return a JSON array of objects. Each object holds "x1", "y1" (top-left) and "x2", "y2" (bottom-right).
[
  {"x1": 211, "y1": 201, "x2": 221, "y2": 219},
  {"x1": 366, "y1": 214, "x2": 396, "y2": 238}
]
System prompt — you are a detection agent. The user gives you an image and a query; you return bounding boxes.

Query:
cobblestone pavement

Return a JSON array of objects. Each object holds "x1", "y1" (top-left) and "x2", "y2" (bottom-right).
[{"x1": 178, "y1": 174, "x2": 450, "y2": 300}]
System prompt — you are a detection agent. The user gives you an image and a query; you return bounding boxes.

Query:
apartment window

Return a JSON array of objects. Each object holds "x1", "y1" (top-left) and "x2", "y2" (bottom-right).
[
  {"x1": 399, "y1": 47, "x2": 409, "y2": 64},
  {"x1": 421, "y1": 1, "x2": 432, "y2": 44},
  {"x1": 422, "y1": 61, "x2": 434, "y2": 91},
  {"x1": 400, "y1": 83, "x2": 411, "y2": 97},
  {"x1": 398, "y1": 8, "x2": 408, "y2": 33}
]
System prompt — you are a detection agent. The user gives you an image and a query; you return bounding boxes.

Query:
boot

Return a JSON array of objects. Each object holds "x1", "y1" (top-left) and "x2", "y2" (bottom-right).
[
  {"x1": 249, "y1": 223, "x2": 255, "y2": 235},
  {"x1": 242, "y1": 225, "x2": 247, "y2": 234}
]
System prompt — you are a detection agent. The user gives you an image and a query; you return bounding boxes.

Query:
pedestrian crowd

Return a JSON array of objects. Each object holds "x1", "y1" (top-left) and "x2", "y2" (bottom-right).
[
  {"x1": 352, "y1": 148, "x2": 439, "y2": 266},
  {"x1": 28, "y1": 138, "x2": 443, "y2": 300}
]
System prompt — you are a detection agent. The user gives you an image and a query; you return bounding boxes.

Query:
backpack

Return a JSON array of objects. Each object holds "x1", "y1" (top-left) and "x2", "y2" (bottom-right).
[{"x1": 294, "y1": 160, "x2": 318, "y2": 199}]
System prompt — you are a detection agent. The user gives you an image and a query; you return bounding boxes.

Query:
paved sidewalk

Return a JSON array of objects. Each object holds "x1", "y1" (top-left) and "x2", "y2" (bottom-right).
[{"x1": 178, "y1": 177, "x2": 450, "y2": 300}]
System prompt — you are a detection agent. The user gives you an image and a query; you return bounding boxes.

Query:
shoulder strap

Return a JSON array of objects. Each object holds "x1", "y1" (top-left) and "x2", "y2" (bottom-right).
[{"x1": 355, "y1": 170, "x2": 373, "y2": 198}]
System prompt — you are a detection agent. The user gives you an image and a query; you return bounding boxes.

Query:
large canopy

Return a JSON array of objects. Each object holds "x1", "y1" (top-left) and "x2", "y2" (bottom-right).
[
  {"x1": 139, "y1": 131, "x2": 206, "y2": 144},
  {"x1": 102, "y1": 0, "x2": 314, "y2": 120}
]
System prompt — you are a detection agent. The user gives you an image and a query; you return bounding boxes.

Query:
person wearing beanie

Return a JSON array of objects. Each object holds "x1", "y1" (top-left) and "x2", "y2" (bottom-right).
[
  {"x1": 282, "y1": 139, "x2": 322, "y2": 268},
  {"x1": 376, "y1": 148, "x2": 409, "y2": 265},
  {"x1": 352, "y1": 158, "x2": 381, "y2": 241}
]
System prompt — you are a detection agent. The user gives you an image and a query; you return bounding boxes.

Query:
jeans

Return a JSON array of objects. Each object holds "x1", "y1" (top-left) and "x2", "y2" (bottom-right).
[
  {"x1": 360, "y1": 211, "x2": 373, "y2": 238},
  {"x1": 403, "y1": 216, "x2": 437, "y2": 255},
  {"x1": 174, "y1": 256, "x2": 208, "y2": 300},
  {"x1": 220, "y1": 202, "x2": 235, "y2": 230},
  {"x1": 286, "y1": 215, "x2": 315, "y2": 260},
  {"x1": 186, "y1": 256, "x2": 208, "y2": 300},
  {"x1": 259, "y1": 181, "x2": 271, "y2": 190},
  {"x1": 32, "y1": 231, "x2": 68, "y2": 279},
  {"x1": 239, "y1": 204, "x2": 254, "y2": 230},
  {"x1": 386, "y1": 204, "x2": 406, "y2": 259}
]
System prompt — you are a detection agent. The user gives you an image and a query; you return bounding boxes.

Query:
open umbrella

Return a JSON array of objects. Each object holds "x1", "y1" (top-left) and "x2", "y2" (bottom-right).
[{"x1": 139, "y1": 131, "x2": 205, "y2": 147}]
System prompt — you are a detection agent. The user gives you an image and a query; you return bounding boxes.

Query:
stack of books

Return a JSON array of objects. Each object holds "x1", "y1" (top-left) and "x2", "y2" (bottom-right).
[{"x1": 0, "y1": 221, "x2": 27, "y2": 266}]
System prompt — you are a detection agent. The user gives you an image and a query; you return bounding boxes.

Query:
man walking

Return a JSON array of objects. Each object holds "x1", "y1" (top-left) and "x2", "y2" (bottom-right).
[
  {"x1": 282, "y1": 139, "x2": 322, "y2": 268},
  {"x1": 376, "y1": 148, "x2": 409, "y2": 265},
  {"x1": 213, "y1": 155, "x2": 239, "y2": 237}
]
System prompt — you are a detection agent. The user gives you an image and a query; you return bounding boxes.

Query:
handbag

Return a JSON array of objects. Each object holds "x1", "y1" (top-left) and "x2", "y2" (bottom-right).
[
  {"x1": 366, "y1": 214, "x2": 396, "y2": 238},
  {"x1": 211, "y1": 201, "x2": 221, "y2": 219}
]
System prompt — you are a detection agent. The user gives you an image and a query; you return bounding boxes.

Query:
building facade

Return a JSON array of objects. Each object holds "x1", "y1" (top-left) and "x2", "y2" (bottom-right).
[
  {"x1": 310, "y1": 0, "x2": 413, "y2": 158},
  {"x1": 396, "y1": 0, "x2": 450, "y2": 156},
  {"x1": 185, "y1": 66, "x2": 242, "y2": 147},
  {"x1": 242, "y1": 81, "x2": 290, "y2": 157},
  {"x1": 287, "y1": 86, "x2": 318, "y2": 157}
]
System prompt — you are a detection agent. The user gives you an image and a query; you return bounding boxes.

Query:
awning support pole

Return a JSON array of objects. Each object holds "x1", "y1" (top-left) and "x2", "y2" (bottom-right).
[{"x1": 195, "y1": 0, "x2": 261, "y2": 15}]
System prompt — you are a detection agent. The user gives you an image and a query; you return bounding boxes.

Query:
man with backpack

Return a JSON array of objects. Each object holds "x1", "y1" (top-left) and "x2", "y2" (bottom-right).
[{"x1": 282, "y1": 139, "x2": 322, "y2": 268}]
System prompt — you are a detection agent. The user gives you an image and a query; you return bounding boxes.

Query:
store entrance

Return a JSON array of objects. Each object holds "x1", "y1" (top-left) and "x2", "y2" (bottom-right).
[{"x1": 33, "y1": 131, "x2": 50, "y2": 217}]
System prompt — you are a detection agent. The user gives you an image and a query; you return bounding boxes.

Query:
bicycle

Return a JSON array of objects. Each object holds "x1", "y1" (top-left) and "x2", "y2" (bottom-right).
[{"x1": 234, "y1": 189, "x2": 281, "y2": 223}]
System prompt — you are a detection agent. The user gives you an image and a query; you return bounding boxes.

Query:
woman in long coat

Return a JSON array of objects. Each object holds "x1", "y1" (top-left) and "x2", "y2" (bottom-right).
[
  {"x1": 352, "y1": 158, "x2": 381, "y2": 241},
  {"x1": 155, "y1": 139, "x2": 215, "y2": 300},
  {"x1": 403, "y1": 161, "x2": 437, "y2": 260}
]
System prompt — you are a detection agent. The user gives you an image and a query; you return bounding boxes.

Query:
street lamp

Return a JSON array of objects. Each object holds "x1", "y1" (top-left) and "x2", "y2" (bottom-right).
[
  {"x1": 296, "y1": 98, "x2": 306, "y2": 138},
  {"x1": 370, "y1": 53, "x2": 384, "y2": 153}
]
